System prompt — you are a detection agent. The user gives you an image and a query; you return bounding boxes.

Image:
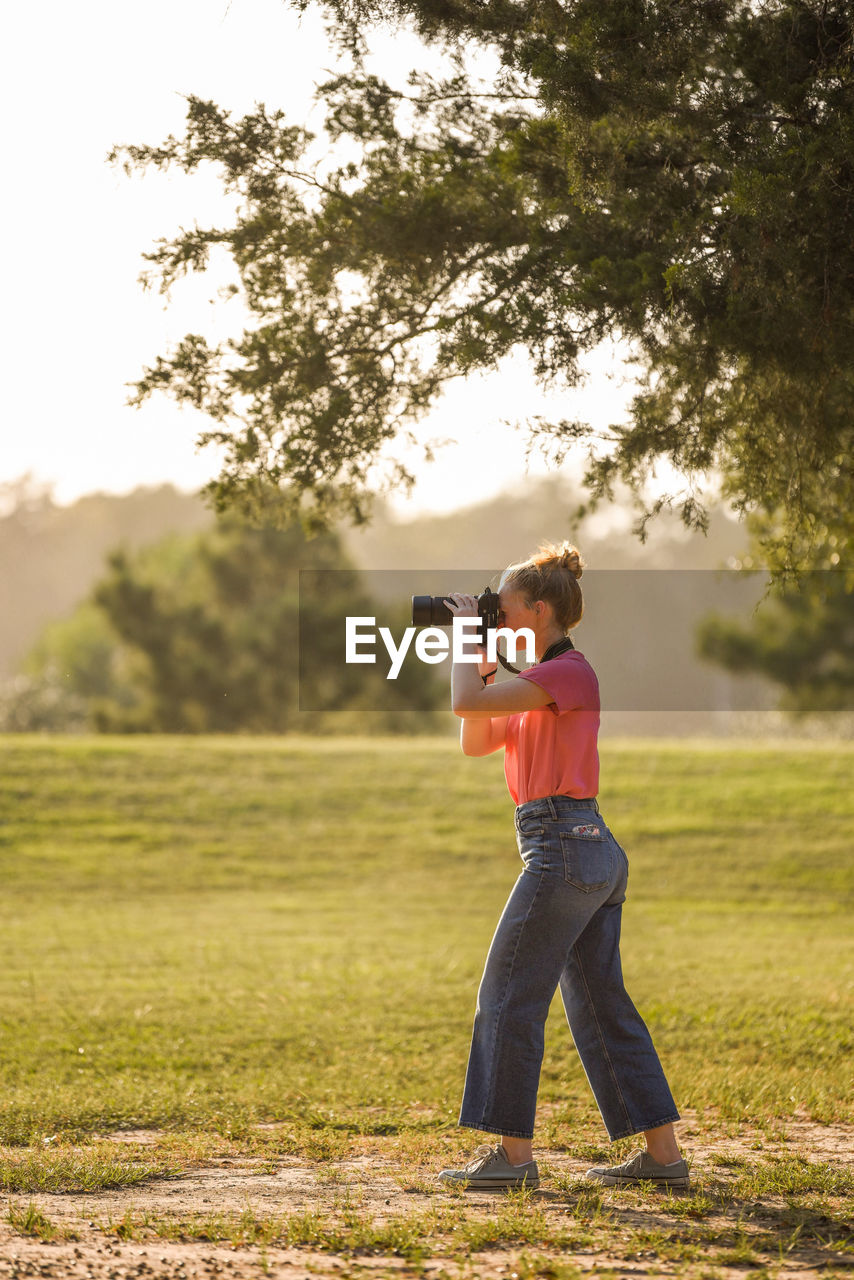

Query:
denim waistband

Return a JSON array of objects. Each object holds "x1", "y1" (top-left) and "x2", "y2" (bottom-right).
[{"x1": 515, "y1": 794, "x2": 600, "y2": 819}]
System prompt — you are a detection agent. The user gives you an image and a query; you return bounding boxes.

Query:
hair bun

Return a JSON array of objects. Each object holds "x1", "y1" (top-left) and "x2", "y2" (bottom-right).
[
  {"x1": 560, "y1": 544, "x2": 583, "y2": 579},
  {"x1": 537, "y1": 540, "x2": 584, "y2": 579}
]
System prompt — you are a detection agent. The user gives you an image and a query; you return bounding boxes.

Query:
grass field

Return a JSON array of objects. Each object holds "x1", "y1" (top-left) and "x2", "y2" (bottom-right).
[{"x1": 0, "y1": 734, "x2": 852, "y2": 1278}]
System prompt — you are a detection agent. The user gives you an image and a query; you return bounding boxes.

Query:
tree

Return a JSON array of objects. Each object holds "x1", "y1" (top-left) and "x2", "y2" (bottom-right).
[
  {"x1": 112, "y1": 0, "x2": 854, "y2": 567},
  {"x1": 2, "y1": 510, "x2": 444, "y2": 733},
  {"x1": 0, "y1": 602, "x2": 144, "y2": 733},
  {"x1": 698, "y1": 570, "x2": 854, "y2": 714},
  {"x1": 697, "y1": 508, "x2": 853, "y2": 714}
]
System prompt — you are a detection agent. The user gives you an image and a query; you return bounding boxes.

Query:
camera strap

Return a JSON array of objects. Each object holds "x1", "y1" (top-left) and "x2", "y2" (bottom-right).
[
  {"x1": 496, "y1": 649, "x2": 522, "y2": 675},
  {"x1": 540, "y1": 636, "x2": 576, "y2": 663},
  {"x1": 495, "y1": 633, "x2": 574, "y2": 676}
]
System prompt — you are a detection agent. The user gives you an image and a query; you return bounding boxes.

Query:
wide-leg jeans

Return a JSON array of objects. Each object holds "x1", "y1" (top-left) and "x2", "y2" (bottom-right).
[{"x1": 458, "y1": 795, "x2": 680, "y2": 1141}]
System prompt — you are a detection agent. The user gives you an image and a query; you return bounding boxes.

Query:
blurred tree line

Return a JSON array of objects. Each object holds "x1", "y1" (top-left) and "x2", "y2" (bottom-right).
[
  {"x1": 1, "y1": 479, "x2": 850, "y2": 731},
  {"x1": 0, "y1": 476, "x2": 212, "y2": 681},
  {"x1": 1, "y1": 502, "x2": 444, "y2": 733},
  {"x1": 698, "y1": 510, "x2": 854, "y2": 716},
  {"x1": 699, "y1": 569, "x2": 854, "y2": 716}
]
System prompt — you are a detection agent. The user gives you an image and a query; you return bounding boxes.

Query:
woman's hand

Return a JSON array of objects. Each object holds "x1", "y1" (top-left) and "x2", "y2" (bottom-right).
[
  {"x1": 446, "y1": 592, "x2": 552, "y2": 718},
  {"x1": 445, "y1": 592, "x2": 479, "y2": 619},
  {"x1": 445, "y1": 593, "x2": 492, "y2": 676}
]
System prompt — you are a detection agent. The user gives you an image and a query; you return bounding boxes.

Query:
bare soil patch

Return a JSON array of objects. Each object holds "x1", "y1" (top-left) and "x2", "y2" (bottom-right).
[{"x1": 2, "y1": 1113, "x2": 852, "y2": 1279}]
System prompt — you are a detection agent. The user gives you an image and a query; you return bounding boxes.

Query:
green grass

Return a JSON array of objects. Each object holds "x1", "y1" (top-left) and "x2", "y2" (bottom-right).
[
  {"x1": 0, "y1": 734, "x2": 852, "y2": 1277},
  {"x1": 0, "y1": 737, "x2": 850, "y2": 1146},
  {"x1": 6, "y1": 1200, "x2": 77, "y2": 1241},
  {"x1": 0, "y1": 1142, "x2": 179, "y2": 1192},
  {"x1": 1, "y1": 734, "x2": 851, "y2": 1146}
]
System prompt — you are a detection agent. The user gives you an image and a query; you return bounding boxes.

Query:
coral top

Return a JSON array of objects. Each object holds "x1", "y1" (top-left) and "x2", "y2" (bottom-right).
[{"x1": 503, "y1": 650, "x2": 600, "y2": 805}]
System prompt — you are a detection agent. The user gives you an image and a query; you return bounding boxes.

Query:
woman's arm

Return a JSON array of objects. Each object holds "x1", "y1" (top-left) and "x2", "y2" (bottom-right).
[
  {"x1": 459, "y1": 663, "x2": 510, "y2": 756},
  {"x1": 460, "y1": 716, "x2": 509, "y2": 755},
  {"x1": 445, "y1": 594, "x2": 552, "y2": 754},
  {"x1": 451, "y1": 665, "x2": 552, "y2": 718}
]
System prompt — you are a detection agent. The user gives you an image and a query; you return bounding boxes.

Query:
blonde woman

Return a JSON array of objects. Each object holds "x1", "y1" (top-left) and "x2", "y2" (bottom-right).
[{"x1": 438, "y1": 542, "x2": 688, "y2": 1191}]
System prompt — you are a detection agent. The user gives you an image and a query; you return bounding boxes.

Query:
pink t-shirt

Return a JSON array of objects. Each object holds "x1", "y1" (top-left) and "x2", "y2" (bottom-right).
[{"x1": 503, "y1": 650, "x2": 600, "y2": 805}]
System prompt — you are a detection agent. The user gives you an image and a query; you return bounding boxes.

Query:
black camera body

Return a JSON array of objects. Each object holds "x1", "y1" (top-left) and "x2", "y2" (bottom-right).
[{"x1": 411, "y1": 586, "x2": 499, "y2": 648}]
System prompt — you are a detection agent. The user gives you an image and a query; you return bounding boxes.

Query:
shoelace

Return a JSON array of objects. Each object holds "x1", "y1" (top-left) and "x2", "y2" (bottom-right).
[{"x1": 464, "y1": 1144, "x2": 500, "y2": 1172}]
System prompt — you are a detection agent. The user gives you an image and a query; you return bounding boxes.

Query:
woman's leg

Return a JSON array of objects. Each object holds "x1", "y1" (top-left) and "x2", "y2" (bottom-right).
[
  {"x1": 644, "y1": 1121, "x2": 681, "y2": 1164},
  {"x1": 458, "y1": 863, "x2": 611, "y2": 1145},
  {"x1": 558, "y1": 897, "x2": 681, "y2": 1143}
]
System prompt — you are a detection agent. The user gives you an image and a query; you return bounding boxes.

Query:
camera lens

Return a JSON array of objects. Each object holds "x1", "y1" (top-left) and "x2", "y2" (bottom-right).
[{"x1": 411, "y1": 595, "x2": 455, "y2": 626}]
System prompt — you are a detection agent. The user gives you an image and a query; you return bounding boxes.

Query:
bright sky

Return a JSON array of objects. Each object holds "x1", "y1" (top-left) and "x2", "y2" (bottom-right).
[{"x1": 1, "y1": 0, "x2": 639, "y2": 520}]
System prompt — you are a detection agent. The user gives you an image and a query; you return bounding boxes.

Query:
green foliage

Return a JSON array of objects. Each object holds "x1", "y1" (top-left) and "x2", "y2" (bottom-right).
[
  {"x1": 698, "y1": 510, "x2": 854, "y2": 714},
  {"x1": 0, "y1": 602, "x2": 149, "y2": 732},
  {"x1": 699, "y1": 571, "x2": 854, "y2": 714},
  {"x1": 112, "y1": 1, "x2": 854, "y2": 564},
  {"x1": 2, "y1": 509, "x2": 443, "y2": 733}
]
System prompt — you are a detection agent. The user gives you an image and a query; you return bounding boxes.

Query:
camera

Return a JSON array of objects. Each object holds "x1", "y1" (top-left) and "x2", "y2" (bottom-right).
[{"x1": 411, "y1": 587, "x2": 499, "y2": 648}]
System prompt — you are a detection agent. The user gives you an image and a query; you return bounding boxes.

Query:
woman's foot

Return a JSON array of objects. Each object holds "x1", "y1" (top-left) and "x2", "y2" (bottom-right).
[
  {"x1": 437, "y1": 1143, "x2": 540, "y2": 1190},
  {"x1": 501, "y1": 1136, "x2": 534, "y2": 1166},
  {"x1": 643, "y1": 1121, "x2": 682, "y2": 1165},
  {"x1": 585, "y1": 1149, "x2": 690, "y2": 1189}
]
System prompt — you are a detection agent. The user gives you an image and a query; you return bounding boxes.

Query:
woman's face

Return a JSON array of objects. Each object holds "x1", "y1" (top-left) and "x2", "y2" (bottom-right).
[{"x1": 497, "y1": 585, "x2": 541, "y2": 633}]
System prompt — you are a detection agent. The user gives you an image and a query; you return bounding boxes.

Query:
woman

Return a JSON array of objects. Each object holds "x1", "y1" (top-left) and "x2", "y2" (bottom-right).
[{"x1": 438, "y1": 541, "x2": 688, "y2": 1191}]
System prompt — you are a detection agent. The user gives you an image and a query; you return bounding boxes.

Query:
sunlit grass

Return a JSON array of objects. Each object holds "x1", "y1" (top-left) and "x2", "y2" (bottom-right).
[
  {"x1": 0, "y1": 733, "x2": 851, "y2": 1150},
  {"x1": 0, "y1": 1142, "x2": 179, "y2": 1193}
]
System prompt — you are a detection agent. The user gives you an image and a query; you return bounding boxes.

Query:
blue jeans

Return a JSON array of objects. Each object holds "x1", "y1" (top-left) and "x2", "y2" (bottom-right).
[{"x1": 458, "y1": 795, "x2": 680, "y2": 1141}]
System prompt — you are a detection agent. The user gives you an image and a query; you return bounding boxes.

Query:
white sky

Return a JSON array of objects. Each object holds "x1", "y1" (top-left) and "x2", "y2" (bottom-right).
[{"x1": 1, "y1": 0, "x2": 641, "y2": 520}]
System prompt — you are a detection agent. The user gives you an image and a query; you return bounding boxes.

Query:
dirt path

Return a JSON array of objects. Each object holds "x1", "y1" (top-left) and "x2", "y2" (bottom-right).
[{"x1": 2, "y1": 1114, "x2": 852, "y2": 1279}]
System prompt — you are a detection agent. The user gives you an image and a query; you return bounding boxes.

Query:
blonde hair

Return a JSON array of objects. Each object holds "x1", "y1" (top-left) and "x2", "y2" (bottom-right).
[{"x1": 499, "y1": 540, "x2": 585, "y2": 632}]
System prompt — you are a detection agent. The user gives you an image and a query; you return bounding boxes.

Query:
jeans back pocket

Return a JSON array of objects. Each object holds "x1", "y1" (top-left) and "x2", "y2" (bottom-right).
[{"x1": 559, "y1": 824, "x2": 613, "y2": 892}]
